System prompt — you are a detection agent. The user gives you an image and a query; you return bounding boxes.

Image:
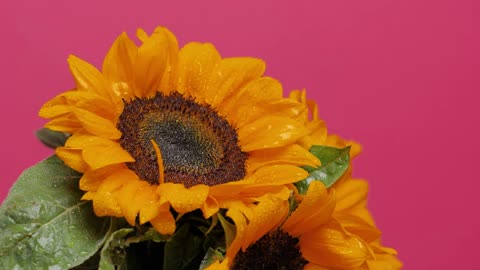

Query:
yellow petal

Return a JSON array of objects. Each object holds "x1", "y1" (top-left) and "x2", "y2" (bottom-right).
[
  {"x1": 44, "y1": 115, "x2": 82, "y2": 133},
  {"x1": 242, "y1": 194, "x2": 289, "y2": 250},
  {"x1": 238, "y1": 116, "x2": 309, "y2": 151},
  {"x1": 116, "y1": 181, "x2": 145, "y2": 225},
  {"x1": 92, "y1": 191, "x2": 123, "y2": 217},
  {"x1": 367, "y1": 254, "x2": 402, "y2": 270},
  {"x1": 79, "y1": 164, "x2": 124, "y2": 192},
  {"x1": 201, "y1": 195, "x2": 220, "y2": 219},
  {"x1": 246, "y1": 144, "x2": 320, "y2": 173},
  {"x1": 83, "y1": 144, "x2": 134, "y2": 169},
  {"x1": 233, "y1": 98, "x2": 308, "y2": 129},
  {"x1": 283, "y1": 181, "x2": 335, "y2": 237},
  {"x1": 300, "y1": 220, "x2": 369, "y2": 269},
  {"x1": 250, "y1": 165, "x2": 308, "y2": 185},
  {"x1": 154, "y1": 27, "x2": 179, "y2": 94},
  {"x1": 334, "y1": 179, "x2": 369, "y2": 212},
  {"x1": 304, "y1": 263, "x2": 331, "y2": 270},
  {"x1": 55, "y1": 147, "x2": 89, "y2": 173},
  {"x1": 72, "y1": 108, "x2": 121, "y2": 139},
  {"x1": 102, "y1": 32, "x2": 137, "y2": 99},
  {"x1": 326, "y1": 135, "x2": 362, "y2": 158},
  {"x1": 176, "y1": 42, "x2": 221, "y2": 99},
  {"x1": 68, "y1": 55, "x2": 112, "y2": 100},
  {"x1": 157, "y1": 183, "x2": 209, "y2": 214},
  {"x1": 204, "y1": 57, "x2": 265, "y2": 107},
  {"x1": 76, "y1": 97, "x2": 119, "y2": 122},
  {"x1": 224, "y1": 207, "x2": 248, "y2": 259},
  {"x1": 133, "y1": 27, "x2": 178, "y2": 97},
  {"x1": 150, "y1": 207, "x2": 176, "y2": 235},
  {"x1": 220, "y1": 76, "x2": 283, "y2": 116}
]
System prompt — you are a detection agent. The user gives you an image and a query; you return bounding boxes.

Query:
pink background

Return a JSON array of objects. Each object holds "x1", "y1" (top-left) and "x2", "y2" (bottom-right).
[{"x1": 0, "y1": 0, "x2": 478, "y2": 268}]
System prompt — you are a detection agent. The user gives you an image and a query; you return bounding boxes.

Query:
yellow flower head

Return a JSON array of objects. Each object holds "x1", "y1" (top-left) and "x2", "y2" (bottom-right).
[
  {"x1": 212, "y1": 180, "x2": 401, "y2": 270},
  {"x1": 39, "y1": 27, "x2": 321, "y2": 234}
]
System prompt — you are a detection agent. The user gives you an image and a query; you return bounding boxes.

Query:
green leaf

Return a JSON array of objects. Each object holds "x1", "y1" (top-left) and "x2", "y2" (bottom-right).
[
  {"x1": 199, "y1": 247, "x2": 225, "y2": 270},
  {"x1": 36, "y1": 128, "x2": 69, "y2": 148},
  {"x1": 217, "y1": 212, "x2": 236, "y2": 249},
  {"x1": 163, "y1": 224, "x2": 204, "y2": 270},
  {"x1": 296, "y1": 145, "x2": 351, "y2": 194},
  {"x1": 99, "y1": 228, "x2": 134, "y2": 270},
  {"x1": 0, "y1": 155, "x2": 110, "y2": 269}
]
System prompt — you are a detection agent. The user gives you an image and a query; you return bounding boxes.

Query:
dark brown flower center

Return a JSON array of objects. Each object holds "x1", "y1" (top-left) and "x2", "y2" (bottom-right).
[
  {"x1": 232, "y1": 230, "x2": 307, "y2": 270},
  {"x1": 117, "y1": 92, "x2": 247, "y2": 187}
]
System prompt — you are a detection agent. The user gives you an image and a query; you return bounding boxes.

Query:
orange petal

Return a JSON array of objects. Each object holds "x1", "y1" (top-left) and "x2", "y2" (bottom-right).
[
  {"x1": 157, "y1": 183, "x2": 209, "y2": 214},
  {"x1": 334, "y1": 179, "x2": 369, "y2": 213},
  {"x1": 67, "y1": 55, "x2": 113, "y2": 100},
  {"x1": 102, "y1": 32, "x2": 137, "y2": 100},
  {"x1": 246, "y1": 144, "x2": 320, "y2": 173},
  {"x1": 250, "y1": 165, "x2": 308, "y2": 185},
  {"x1": 201, "y1": 195, "x2": 220, "y2": 219},
  {"x1": 283, "y1": 181, "x2": 335, "y2": 237},
  {"x1": 76, "y1": 97, "x2": 119, "y2": 122},
  {"x1": 304, "y1": 263, "x2": 331, "y2": 270},
  {"x1": 238, "y1": 116, "x2": 309, "y2": 151},
  {"x1": 83, "y1": 144, "x2": 134, "y2": 169},
  {"x1": 300, "y1": 220, "x2": 369, "y2": 269},
  {"x1": 153, "y1": 27, "x2": 179, "y2": 94},
  {"x1": 133, "y1": 27, "x2": 178, "y2": 97},
  {"x1": 176, "y1": 42, "x2": 221, "y2": 99},
  {"x1": 79, "y1": 164, "x2": 124, "y2": 192},
  {"x1": 224, "y1": 207, "x2": 248, "y2": 259},
  {"x1": 150, "y1": 207, "x2": 176, "y2": 235},
  {"x1": 233, "y1": 98, "x2": 308, "y2": 129},
  {"x1": 44, "y1": 115, "x2": 82, "y2": 133},
  {"x1": 242, "y1": 193, "x2": 289, "y2": 250},
  {"x1": 220, "y1": 76, "x2": 283, "y2": 116},
  {"x1": 55, "y1": 147, "x2": 89, "y2": 173},
  {"x1": 72, "y1": 108, "x2": 121, "y2": 139},
  {"x1": 204, "y1": 57, "x2": 265, "y2": 107}
]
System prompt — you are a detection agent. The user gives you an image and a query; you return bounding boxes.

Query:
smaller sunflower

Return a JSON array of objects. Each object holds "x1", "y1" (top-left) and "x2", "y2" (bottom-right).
[{"x1": 208, "y1": 180, "x2": 400, "y2": 270}]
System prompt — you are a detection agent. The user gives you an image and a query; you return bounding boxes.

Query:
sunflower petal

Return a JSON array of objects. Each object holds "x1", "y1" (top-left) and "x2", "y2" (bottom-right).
[
  {"x1": 177, "y1": 42, "x2": 221, "y2": 99},
  {"x1": 44, "y1": 115, "x2": 82, "y2": 133},
  {"x1": 83, "y1": 144, "x2": 134, "y2": 169},
  {"x1": 246, "y1": 144, "x2": 320, "y2": 173},
  {"x1": 157, "y1": 183, "x2": 209, "y2": 214},
  {"x1": 242, "y1": 194, "x2": 289, "y2": 250},
  {"x1": 238, "y1": 116, "x2": 309, "y2": 151},
  {"x1": 251, "y1": 165, "x2": 308, "y2": 185},
  {"x1": 220, "y1": 76, "x2": 283, "y2": 116},
  {"x1": 55, "y1": 147, "x2": 89, "y2": 173},
  {"x1": 68, "y1": 55, "x2": 112, "y2": 99},
  {"x1": 79, "y1": 164, "x2": 124, "y2": 192},
  {"x1": 283, "y1": 181, "x2": 335, "y2": 237},
  {"x1": 133, "y1": 27, "x2": 178, "y2": 97},
  {"x1": 102, "y1": 32, "x2": 137, "y2": 99},
  {"x1": 72, "y1": 108, "x2": 121, "y2": 139},
  {"x1": 300, "y1": 220, "x2": 369, "y2": 269},
  {"x1": 201, "y1": 195, "x2": 220, "y2": 219},
  {"x1": 204, "y1": 57, "x2": 265, "y2": 107},
  {"x1": 150, "y1": 207, "x2": 176, "y2": 235}
]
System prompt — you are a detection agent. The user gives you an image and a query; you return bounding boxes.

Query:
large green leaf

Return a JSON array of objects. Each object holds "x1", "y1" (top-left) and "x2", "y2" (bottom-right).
[
  {"x1": 0, "y1": 156, "x2": 110, "y2": 269},
  {"x1": 296, "y1": 145, "x2": 351, "y2": 194}
]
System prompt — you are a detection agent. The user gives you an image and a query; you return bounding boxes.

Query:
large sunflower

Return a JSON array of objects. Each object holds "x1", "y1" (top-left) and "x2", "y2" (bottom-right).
[
  {"x1": 208, "y1": 180, "x2": 401, "y2": 270},
  {"x1": 39, "y1": 27, "x2": 320, "y2": 234}
]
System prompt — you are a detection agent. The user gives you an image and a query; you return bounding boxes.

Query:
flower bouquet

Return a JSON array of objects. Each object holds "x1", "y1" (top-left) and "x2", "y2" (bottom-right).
[{"x1": 0, "y1": 26, "x2": 401, "y2": 270}]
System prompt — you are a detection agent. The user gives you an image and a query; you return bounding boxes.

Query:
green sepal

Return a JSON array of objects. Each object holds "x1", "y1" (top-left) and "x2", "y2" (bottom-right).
[
  {"x1": 296, "y1": 145, "x2": 351, "y2": 194},
  {"x1": 0, "y1": 155, "x2": 110, "y2": 269},
  {"x1": 36, "y1": 128, "x2": 70, "y2": 148},
  {"x1": 217, "y1": 212, "x2": 236, "y2": 249}
]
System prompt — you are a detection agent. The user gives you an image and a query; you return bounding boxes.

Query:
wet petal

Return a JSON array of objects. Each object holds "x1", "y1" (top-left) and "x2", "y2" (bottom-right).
[
  {"x1": 79, "y1": 164, "x2": 124, "y2": 191},
  {"x1": 150, "y1": 206, "x2": 176, "y2": 235},
  {"x1": 55, "y1": 147, "x2": 89, "y2": 173},
  {"x1": 246, "y1": 144, "x2": 320, "y2": 173},
  {"x1": 204, "y1": 57, "x2": 265, "y2": 107},
  {"x1": 68, "y1": 55, "x2": 113, "y2": 100},
  {"x1": 176, "y1": 42, "x2": 221, "y2": 99},
  {"x1": 102, "y1": 32, "x2": 137, "y2": 99},
  {"x1": 72, "y1": 108, "x2": 121, "y2": 139},
  {"x1": 157, "y1": 183, "x2": 209, "y2": 214},
  {"x1": 242, "y1": 194, "x2": 289, "y2": 250},
  {"x1": 283, "y1": 181, "x2": 335, "y2": 236},
  {"x1": 238, "y1": 116, "x2": 309, "y2": 151},
  {"x1": 300, "y1": 220, "x2": 369, "y2": 269},
  {"x1": 250, "y1": 165, "x2": 308, "y2": 184}
]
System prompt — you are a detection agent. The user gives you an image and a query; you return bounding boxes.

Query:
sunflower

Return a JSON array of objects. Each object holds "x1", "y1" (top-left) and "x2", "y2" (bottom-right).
[
  {"x1": 39, "y1": 26, "x2": 321, "y2": 234},
  {"x1": 208, "y1": 180, "x2": 401, "y2": 270}
]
